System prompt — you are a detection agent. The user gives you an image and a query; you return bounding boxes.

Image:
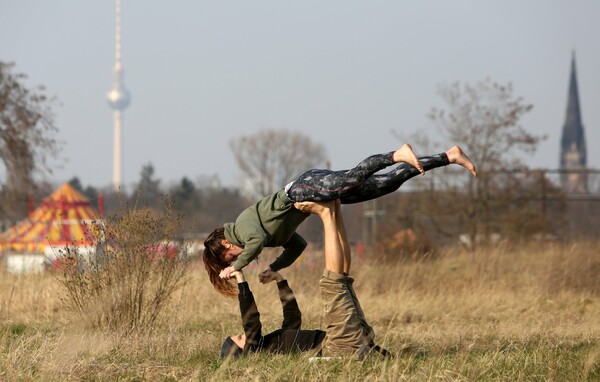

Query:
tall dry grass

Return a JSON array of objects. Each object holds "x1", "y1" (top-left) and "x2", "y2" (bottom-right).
[{"x1": 1, "y1": 240, "x2": 599, "y2": 380}]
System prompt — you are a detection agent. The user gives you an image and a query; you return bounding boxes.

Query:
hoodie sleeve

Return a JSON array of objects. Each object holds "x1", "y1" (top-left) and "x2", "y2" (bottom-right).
[
  {"x1": 268, "y1": 232, "x2": 307, "y2": 272},
  {"x1": 277, "y1": 279, "x2": 302, "y2": 330},
  {"x1": 232, "y1": 222, "x2": 268, "y2": 271}
]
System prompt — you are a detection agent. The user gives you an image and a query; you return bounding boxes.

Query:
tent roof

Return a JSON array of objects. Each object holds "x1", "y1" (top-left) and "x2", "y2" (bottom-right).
[{"x1": 0, "y1": 183, "x2": 102, "y2": 253}]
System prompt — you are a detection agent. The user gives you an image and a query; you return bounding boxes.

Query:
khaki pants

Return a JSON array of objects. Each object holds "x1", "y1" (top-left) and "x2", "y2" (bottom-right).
[{"x1": 319, "y1": 270, "x2": 376, "y2": 356}]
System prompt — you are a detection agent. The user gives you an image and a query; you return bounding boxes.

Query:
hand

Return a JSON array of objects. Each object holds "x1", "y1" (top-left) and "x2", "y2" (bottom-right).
[
  {"x1": 230, "y1": 270, "x2": 246, "y2": 283},
  {"x1": 293, "y1": 200, "x2": 337, "y2": 215},
  {"x1": 259, "y1": 268, "x2": 283, "y2": 284},
  {"x1": 219, "y1": 266, "x2": 236, "y2": 280},
  {"x1": 258, "y1": 268, "x2": 271, "y2": 283}
]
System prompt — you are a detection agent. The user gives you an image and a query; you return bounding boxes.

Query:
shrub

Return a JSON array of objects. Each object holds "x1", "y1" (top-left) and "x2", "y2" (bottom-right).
[
  {"x1": 375, "y1": 228, "x2": 439, "y2": 261},
  {"x1": 55, "y1": 198, "x2": 189, "y2": 333}
]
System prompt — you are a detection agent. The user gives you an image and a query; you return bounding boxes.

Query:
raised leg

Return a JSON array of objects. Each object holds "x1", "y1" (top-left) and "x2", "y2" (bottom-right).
[
  {"x1": 294, "y1": 200, "x2": 377, "y2": 357},
  {"x1": 288, "y1": 144, "x2": 423, "y2": 203},
  {"x1": 294, "y1": 201, "x2": 344, "y2": 274},
  {"x1": 333, "y1": 200, "x2": 352, "y2": 274},
  {"x1": 322, "y1": 207, "x2": 344, "y2": 274}
]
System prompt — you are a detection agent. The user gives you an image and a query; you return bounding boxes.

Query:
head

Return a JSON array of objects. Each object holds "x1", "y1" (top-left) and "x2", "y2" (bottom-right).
[
  {"x1": 219, "y1": 334, "x2": 246, "y2": 359},
  {"x1": 203, "y1": 227, "x2": 237, "y2": 298}
]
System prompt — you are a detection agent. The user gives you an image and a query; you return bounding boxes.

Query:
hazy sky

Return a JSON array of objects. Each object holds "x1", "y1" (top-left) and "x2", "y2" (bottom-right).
[{"x1": 1, "y1": 1, "x2": 598, "y2": 191}]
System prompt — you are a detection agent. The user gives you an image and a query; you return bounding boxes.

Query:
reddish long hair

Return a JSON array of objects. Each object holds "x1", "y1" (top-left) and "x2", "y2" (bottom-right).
[{"x1": 203, "y1": 227, "x2": 237, "y2": 298}]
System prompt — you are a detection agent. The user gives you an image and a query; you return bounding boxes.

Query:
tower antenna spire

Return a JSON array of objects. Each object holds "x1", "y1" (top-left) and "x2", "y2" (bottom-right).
[
  {"x1": 115, "y1": 0, "x2": 123, "y2": 71},
  {"x1": 107, "y1": 0, "x2": 131, "y2": 192}
]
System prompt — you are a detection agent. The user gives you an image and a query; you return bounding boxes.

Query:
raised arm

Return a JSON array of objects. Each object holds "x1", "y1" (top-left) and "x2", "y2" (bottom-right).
[
  {"x1": 231, "y1": 271, "x2": 262, "y2": 348},
  {"x1": 259, "y1": 270, "x2": 302, "y2": 330}
]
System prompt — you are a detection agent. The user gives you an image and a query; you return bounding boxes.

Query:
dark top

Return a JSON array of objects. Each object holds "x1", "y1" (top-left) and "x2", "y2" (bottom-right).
[{"x1": 237, "y1": 280, "x2": 325, "y2": 354}]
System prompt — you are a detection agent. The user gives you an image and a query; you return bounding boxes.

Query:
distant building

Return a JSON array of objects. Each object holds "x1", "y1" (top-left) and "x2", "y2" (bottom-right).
[{"x1": 560, "y1": 52, "x2": 588, "y2": 194}]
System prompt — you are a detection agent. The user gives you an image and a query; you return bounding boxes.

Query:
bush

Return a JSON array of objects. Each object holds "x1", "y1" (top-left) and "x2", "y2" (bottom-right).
[
  {"x1": 55, "y1": 199, "x2": 189, "y2": 333},
  {"x1": 375, "y1": 228, "x2": 439, "y2": 262}
]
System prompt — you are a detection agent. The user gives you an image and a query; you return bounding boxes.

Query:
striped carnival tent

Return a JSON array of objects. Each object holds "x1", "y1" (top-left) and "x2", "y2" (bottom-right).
[{"x1": 0, "y1": 183, "x2": 102, "y2": 254}]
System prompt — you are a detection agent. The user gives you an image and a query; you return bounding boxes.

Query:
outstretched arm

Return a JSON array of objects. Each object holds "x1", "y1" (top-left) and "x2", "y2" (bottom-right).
[
  {"x1": 259, "y1": 270, "x2": 302, "y2": 330},
  {"x1": 231, "y1": 271, "x2": 262, "y2": 347}
]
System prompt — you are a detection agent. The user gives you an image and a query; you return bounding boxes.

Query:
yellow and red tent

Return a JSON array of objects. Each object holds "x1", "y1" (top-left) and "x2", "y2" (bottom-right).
[{"x1": 0, "y1": 183, "x2": 102, "y2": 253}]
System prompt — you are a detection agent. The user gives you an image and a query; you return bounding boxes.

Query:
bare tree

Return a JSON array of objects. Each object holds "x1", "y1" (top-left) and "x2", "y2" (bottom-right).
[
  {"x1": 390, "y1": 80, "x2": 545, "y2": 247},
  {"x1": 430, "y1": 80, "x2": 541, "y2": 173},
  {"x1": 230, "y1": 129, "x2": 328, "y2": 199},
  {"x1": 0, "y1": 62, "x2": 61, "y2": 221},
  {"x1": 426, "y1": 79, "x2": 545, "y2": 246}
]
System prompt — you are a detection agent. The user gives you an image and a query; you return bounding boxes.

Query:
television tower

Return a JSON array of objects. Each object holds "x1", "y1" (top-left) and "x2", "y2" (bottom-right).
[{"x1": 107, "y1": 0, "x2": 131, "y2": 191}]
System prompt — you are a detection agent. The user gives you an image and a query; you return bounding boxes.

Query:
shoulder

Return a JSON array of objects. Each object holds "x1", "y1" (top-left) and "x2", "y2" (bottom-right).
[{"x1": 235, "y1": 220, "x2": 268, "y2": 241}]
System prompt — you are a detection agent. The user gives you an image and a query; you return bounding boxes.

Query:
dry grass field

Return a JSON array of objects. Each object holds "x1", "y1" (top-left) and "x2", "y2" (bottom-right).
[{"x1": 1, "y1": 240, "x2": 599, "y2": 381}]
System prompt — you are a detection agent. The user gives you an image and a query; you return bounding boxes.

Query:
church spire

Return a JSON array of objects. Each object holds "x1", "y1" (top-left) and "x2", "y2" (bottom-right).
[
  {"x1": 560, "y1": 52, "x2": 586, "y2": 167},
  {"x1": 560, "y1": 51, "x2": 588, "y2": 193}
]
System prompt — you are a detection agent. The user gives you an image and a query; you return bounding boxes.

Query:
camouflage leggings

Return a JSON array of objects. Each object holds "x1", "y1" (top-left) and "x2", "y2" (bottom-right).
[{"x1": 286, "y1": 152, "x2": 449, "y2": 204}]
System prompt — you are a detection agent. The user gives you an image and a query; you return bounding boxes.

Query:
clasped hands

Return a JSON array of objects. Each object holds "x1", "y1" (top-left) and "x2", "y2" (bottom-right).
[
  {"x1": 220, "y1": 267, "x2": 282, "y2": 284},
  {"x1": 219, "y1": 266, "x2": 236, "y2": 280}
]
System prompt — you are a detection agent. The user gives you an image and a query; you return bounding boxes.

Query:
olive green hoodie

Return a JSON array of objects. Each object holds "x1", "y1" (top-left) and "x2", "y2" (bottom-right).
[{"x1": 224, "y1": 188, "x2": 310, "y2": 272}]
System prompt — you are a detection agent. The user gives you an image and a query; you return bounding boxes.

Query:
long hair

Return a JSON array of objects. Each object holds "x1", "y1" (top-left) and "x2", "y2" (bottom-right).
[{"x1": 203, "y1": 227, "x2": 237, "y2": 298}]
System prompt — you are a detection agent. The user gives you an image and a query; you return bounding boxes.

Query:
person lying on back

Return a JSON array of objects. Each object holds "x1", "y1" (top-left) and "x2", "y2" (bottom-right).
[{"x1": 220, "y1": 269, "x2": 325, "y2": 358}]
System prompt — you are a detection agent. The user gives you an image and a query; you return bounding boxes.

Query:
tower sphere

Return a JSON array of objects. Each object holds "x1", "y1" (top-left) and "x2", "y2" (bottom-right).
[{"x1": 107, "y1": 86, "x2": 131, "y2": 110}]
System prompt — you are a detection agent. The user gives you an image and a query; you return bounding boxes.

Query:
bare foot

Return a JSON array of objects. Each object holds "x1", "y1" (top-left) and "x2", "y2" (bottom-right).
[
  {"x1": 446, "y1": 146, "x2": 477, "y2": 177},
  {"x1": 393, "y1": 144, "x2": 424, "y2": 175},
  {"x1": 294, "y1": 200, "x2": 336, "y2": 215}
]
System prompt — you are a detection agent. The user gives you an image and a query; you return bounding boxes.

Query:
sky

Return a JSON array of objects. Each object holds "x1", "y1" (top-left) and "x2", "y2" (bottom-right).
[{"x1": 1, "y1": 1, "x2": 599, "y2": 191}]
